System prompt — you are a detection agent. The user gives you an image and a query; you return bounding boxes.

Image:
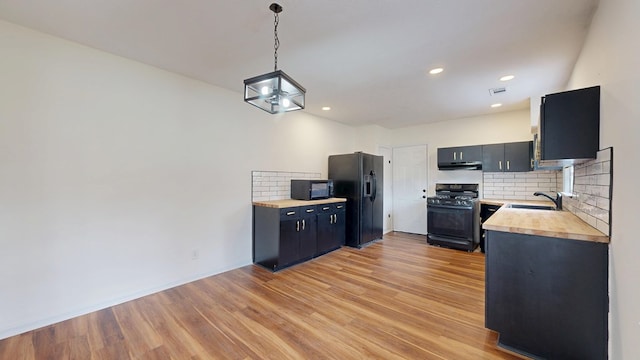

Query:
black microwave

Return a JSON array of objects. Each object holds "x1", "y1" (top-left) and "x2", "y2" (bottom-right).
[{"x1": 291, "y1": 179, "x2": 334, "y2": 200}]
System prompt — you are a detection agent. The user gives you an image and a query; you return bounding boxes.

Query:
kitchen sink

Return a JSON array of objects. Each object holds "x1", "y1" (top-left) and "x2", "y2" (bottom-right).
[{"x1": 507, "y1": 204, "x2": 556, "y2": 210}]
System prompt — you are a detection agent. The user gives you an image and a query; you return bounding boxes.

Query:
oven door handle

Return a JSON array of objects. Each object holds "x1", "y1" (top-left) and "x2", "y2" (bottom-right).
[{"x1": 427, "y1": 204, "x2": 473, "y2": 211}]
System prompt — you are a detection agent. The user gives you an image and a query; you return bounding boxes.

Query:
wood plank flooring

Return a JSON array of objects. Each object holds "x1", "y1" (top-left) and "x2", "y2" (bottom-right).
[{"x1": 0, "y1": 232, "x2": 520, "y2": 359}]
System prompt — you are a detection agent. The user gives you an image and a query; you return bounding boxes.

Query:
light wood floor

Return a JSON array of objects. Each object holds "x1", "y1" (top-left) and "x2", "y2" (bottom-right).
[{"x1": 0, "y1": 232, "x2": 520, "y2": 359}]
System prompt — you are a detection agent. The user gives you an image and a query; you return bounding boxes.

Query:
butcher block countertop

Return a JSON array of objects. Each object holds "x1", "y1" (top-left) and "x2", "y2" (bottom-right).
[
  {"x1": 481, "y1": 198, "x2": 555, "y2": 207},
  {"x1": 482, "y1": 200, "x2": 609, "y2": 244},
  {"x1": 253, "y1": 197, "x2": 347, "y2": 208}
]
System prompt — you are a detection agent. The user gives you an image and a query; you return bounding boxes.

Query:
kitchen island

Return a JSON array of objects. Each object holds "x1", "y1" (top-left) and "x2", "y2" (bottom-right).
[{"x1": 483, "y1": 204, "x2": 609, "y2": 359}]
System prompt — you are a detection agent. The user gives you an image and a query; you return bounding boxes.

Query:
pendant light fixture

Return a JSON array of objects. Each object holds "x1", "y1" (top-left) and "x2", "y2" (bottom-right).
[{"x1": 243, "y1": 3, "x2": 306, "y2": 114}]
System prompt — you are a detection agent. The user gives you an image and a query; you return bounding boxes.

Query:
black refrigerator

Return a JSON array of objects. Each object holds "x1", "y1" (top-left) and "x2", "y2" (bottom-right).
[{"x1": 328, "y1": 152, "x2": 383, "y2": 248}]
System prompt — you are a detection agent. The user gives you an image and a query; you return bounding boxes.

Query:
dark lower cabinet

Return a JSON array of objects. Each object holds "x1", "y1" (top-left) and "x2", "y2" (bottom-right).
[
  {"x1": 479, "y1": 204, "x2": 501, "y2": 253},
  {"x1": 280, "y1": 206, "x2": 316, "y2": 266},
  {"x1": 316, "y1": 203, "x2": 346, "y2": 255},
  {"x1": 278, "y1": 216, "x2": 300, "y2": 266},
  {"x1": 485, "y1": 230, "x2": 608, "y2": 360},
  {"x1": 253, "y1": 201, "x2": 345, "y2": 271}
]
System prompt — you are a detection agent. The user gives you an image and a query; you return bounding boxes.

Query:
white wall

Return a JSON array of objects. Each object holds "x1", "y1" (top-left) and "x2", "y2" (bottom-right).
[
  {"x1": 390, "y1": 110, "x2": 532, "y2": 195},
  {"x1": 353, "y1": 124, "x2": 392, "y2": 155},
  {"x1": 0, "y1": 20, "x2": 355, "y2": 339},
  {"x1": 566, "y1": 0, "x2": 640, "y2": 358}
]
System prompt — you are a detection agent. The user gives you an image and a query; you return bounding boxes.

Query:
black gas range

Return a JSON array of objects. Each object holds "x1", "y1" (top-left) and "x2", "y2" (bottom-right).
[{"x1": 426, "y1": 183, "x2": 480, "y2": 252}]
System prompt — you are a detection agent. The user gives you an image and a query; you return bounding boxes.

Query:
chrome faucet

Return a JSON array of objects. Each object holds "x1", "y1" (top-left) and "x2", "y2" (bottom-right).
[{"x1": 533, "y1": 191, "x2": 563, "y2": 210}]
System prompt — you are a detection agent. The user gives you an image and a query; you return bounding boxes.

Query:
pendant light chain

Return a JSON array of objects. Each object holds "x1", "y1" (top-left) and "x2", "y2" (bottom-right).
[{"x1": 273, "y1": 10, "x2": 280, "y2": 71}]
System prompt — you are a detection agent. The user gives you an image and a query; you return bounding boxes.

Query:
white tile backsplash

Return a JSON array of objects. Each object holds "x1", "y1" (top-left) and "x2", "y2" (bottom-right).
[
  {"x1": 482, "y1": 148, "x2": 612, "y2": 236},
  {"x1": 563, "y1": 148, "x2": 612, "y2": 236},
  {"x1": 251, "y1": 170, "x2": 322, "y2": 201},
  {"x1": 483, "y1": 170, "x2": 560, "y2": 201}
]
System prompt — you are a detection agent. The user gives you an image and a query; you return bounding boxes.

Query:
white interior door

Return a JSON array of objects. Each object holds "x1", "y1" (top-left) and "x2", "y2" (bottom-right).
[{"x1": 392, "y1": 145, "x2": 428, "y2": 235}]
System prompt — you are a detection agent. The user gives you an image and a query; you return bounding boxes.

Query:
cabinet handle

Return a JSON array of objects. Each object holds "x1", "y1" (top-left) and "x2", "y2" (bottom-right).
[
  {"x1": 286, "y1": 211, "x2": 296, "y2": 216},
  {"x1": 333, "y1": 214, "x2": 337, "y2": 224},
  {"x1": 322, "y1": 206, "x2": 330, "y2": 210},
  {"x1": 460, "y1": 151, "x2": 463, "y2": 160},
  {"x1": 329, "y1": 214, "x2": 333, "y2": 224},
  {"x1": 302, "y1": 219, "x2": 305, "y2": 230},
  {"x1": 306, "y1": 209, "x2": 315, "y2": 213},
  {"x1": 507, "y1": 160, "x2": 510, "y2": 170},
  {"x1": 453, "y1": 152, "x2": 457, "y2": 161},
  {"x1": 336, "y1": 205, "x2": 343, "y2": 209},
  {"x1": 296, "y1": 220, "x2": 300, "y2": 232},
  {"x1": 499, "y1": 160, "x2": 502, "y2": 170}
]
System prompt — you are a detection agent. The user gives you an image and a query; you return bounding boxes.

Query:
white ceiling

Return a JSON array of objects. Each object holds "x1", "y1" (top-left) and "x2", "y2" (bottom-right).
[{"x1": 0, "y1": 0, "x2": 599, "y2": 129}]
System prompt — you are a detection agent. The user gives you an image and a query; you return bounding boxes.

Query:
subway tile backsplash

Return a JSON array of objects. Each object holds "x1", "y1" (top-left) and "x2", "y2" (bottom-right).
[
  {"x1": 564, "y1": 148, "x2": 612, "y2": 236},
  {"x1": 482, "y1": 147, "x2": 613, "y2": 236},
  {"x1": 483, "y1": 171, "x2": 561, "y2": 201},
  {"x1": 251, "y1": 171, "x2": 322, "y2": 202}
]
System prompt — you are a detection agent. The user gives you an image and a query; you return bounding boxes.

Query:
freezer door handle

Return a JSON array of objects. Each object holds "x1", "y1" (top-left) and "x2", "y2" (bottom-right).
[{"x1": 370, "y1": 170, "x2": 378, "y2": 201}]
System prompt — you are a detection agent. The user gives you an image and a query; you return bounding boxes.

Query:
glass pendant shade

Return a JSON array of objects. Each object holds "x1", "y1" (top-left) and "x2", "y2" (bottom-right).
[{"x1": 244, "y1": 70, "x2": 306, "y2": 114}]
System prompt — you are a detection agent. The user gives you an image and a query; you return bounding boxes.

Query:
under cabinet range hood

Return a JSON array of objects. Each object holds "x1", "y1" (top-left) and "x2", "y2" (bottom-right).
[{"x1": 437, "y1": 161, "x2": 483, "y2": 171}]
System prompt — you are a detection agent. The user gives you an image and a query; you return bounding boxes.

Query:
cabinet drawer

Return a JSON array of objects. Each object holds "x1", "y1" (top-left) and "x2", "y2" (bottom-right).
[
  {"x1": 317, "y1": 203, "x2": 346, "y2": 213},
  {"x1": 280, "y1": 205, "x2": 317, "y2": 219},
  {"x1": 279, "y1": 207, "x2": 299, "y2": 218}
]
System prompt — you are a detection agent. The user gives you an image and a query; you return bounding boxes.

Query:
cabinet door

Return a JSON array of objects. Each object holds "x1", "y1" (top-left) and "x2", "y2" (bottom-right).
[
  {"x1": 504, "y1": 141, "x2": 532, "y2": 172},
  {"x1": 279, "y1": 218, "x2": 299, "y2": 267},
  {"x1": 486, "y1": 230, "x2": 608, "y2": 360},
  {"x1": 459, "y1": 145, "x2": 483, "y2": 163},
  {"x1": 298, "y1": 213, "x2": 317, "y2": 260},
  {"x1": 334, "y1": 207, "x2": 346, "y2": 247},
  {"x1": 316, "y1": 206, "x2": 334, "y2": 255},
  {"x1": 316, "y1": 204, "x2": 346, "y2": 255},
  {"x1": 482, "y1": 144, "x2": 504, "y2": 172},
  {"x1": 437, "y1": 147, "x2": 457, "y2": 163},
  {"x1": 541, "y1": 86, "x2": 600, "y2": 160}
]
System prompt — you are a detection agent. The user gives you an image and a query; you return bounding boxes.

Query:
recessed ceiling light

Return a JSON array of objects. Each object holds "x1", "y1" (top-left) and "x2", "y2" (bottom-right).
[
  {"x1": 491, "y1": 103, "x2": 502, "y2": 108},
  {"x1": 500, "y1": 75, "x2": 515, "y2": 81},
  {"x1": 429, "y1": 68, "x2": 444, "y2": 75},
  {"x1": 322, "y1": 106, "x2": 331, "y2": 111}
]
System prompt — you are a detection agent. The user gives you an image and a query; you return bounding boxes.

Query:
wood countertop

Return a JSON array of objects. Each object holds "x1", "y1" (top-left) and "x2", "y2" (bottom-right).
[
  {"x1": 483, "y1": 202, "x2": 609, "y2": 244},
  {"x1": 480, "y1": 198, "x2": 555, "y2": 207},
  {"x1": 253, "y1": 197, "x2": 347, "y2": 208}
]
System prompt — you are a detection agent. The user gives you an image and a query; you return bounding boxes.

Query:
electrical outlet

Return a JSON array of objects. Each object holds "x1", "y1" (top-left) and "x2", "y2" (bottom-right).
[{"x1": 191, "y1": 249, "x2": 199, "y2": 260}]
